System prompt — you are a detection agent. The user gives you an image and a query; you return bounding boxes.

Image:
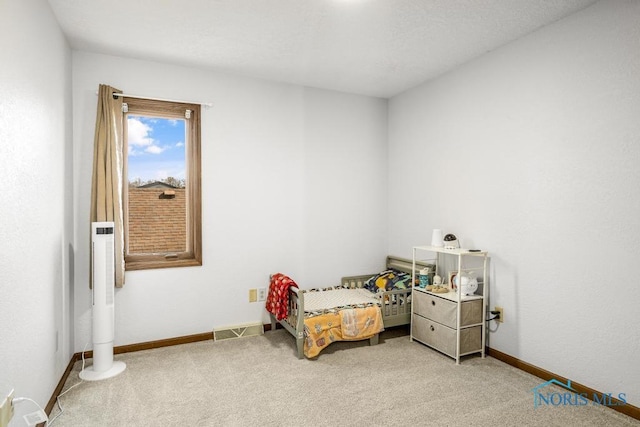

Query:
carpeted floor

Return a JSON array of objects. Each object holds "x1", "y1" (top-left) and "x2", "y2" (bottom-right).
[{"x1": 49, "y1": 328, "x2": 639, "y2": 426}]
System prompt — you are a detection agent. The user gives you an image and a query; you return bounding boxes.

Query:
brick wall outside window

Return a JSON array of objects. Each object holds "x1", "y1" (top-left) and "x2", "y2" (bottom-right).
[{"x1": 128, "y1": 188, "x2": 186, "y2": 254}]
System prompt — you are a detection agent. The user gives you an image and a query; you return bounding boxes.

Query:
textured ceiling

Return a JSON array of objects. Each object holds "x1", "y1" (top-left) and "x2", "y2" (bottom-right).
[{"x1": 48, "y1": 0, "x2": 598, "y2": 98}]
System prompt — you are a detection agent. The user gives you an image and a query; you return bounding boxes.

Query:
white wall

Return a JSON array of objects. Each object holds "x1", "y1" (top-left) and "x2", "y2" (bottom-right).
[
  {"x1": 388, "y1": 0, "x2": 640, "y2": 406},
  {"x1": 5, "y1": 0, "x2": 634, "y2": 415},
  {"x1": 0, "y1": 0, "x2": 73, "y2": 421},
  {"x1": 72, "y1": 52, "x2": 388, "y2": 349}
]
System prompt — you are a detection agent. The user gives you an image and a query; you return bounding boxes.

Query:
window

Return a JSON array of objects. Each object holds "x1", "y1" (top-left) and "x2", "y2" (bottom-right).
[{"x1": 123, "y1": 97, "x2": 202, "y2": 270}]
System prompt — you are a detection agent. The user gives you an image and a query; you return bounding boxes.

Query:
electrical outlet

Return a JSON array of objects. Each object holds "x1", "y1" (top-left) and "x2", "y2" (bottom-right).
[
  {"x1": 257, "y1": 287, "x2": 266, "y2": 302},
  {"x1": 0, "y1": 389, "x2": 14, "y2": 427},
  {"x1": 248, "y1": 289, "x2": 257, "y2": 303},
  {"x1": 494, "y1": 306, "x2": 504, "y2": 323}
]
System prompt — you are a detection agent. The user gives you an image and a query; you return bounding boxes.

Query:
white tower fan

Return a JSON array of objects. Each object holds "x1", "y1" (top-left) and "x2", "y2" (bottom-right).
[{"x1": 80, "y1": 222, "x2": 126, "y2": 381}]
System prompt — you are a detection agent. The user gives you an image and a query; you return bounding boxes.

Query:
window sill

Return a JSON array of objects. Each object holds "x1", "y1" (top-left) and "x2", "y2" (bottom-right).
[{"x1": 125, "y1": 257, "x2": 202, "y2": 271}]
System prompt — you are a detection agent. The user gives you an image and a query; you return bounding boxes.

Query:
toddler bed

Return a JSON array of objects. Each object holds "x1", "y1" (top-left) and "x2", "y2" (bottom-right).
[{"x1": 267, "y1": 256, "x2": 434, "y2": 358}]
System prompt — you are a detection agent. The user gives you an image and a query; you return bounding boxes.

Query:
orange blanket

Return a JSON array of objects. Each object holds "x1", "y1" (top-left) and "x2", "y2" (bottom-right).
[{"x1": 303, "y1": 306, "x2": 384, "y2": 358}]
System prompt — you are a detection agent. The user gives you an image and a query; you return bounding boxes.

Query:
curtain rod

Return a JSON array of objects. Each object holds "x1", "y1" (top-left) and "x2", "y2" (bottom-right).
[{"x1": 95, "y1": 91, "x2": 212, "y2": 108}]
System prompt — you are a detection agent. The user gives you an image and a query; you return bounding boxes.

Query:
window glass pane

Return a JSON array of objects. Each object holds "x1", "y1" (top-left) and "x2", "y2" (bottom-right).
[{"x1": 126, "y1": 115, "x2": 187, "y2": 255}]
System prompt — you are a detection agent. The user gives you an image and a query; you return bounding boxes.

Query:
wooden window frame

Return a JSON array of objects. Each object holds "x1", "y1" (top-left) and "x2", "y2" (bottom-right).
[{"x1": 123, "y1": 97, "x2": 202, "y2": 271}]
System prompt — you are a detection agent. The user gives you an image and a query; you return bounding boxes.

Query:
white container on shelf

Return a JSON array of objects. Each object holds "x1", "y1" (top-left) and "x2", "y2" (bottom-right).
[{"x1": 431, "y1": 229, "x2": 444, "y2": 247}]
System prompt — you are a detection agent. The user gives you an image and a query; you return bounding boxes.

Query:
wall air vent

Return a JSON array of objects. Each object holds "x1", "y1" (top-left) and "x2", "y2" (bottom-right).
[{"x1": 213, "y1": 323, "x2": 264, "y2": 341}]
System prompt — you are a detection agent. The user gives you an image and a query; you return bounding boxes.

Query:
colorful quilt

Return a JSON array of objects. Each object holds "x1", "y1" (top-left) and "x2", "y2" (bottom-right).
[
  {"x1": 266, "y1": 273, "x2": 298, "y2": 321},
  {"x1": 363, "y1": 269, "x2": 412, "y2": 293}
]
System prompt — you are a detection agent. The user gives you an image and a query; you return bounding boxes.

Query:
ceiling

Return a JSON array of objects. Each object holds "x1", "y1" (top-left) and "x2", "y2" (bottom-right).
[{"x1": 48, "y1": 0, "x2": 598, "y2": 98}]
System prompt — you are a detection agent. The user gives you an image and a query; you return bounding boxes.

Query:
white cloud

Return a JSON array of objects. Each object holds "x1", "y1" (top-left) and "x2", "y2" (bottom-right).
[
  {"x1": 145, "y1": 145, "x2": 166, "y2": 154},
  {"x1": 127, "y1": 117, "x2": 154, "y2": 147},
  {"x1": 128, "y1": 117, "x2": 169, "y2": 155},
  {"x1": 175, "y1": 141, "x2": 184, "y2": 147}
]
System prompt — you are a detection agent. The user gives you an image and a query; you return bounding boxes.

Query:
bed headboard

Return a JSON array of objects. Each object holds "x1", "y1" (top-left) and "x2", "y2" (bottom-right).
[
  {"x1": 341, "y1": 255, "x2": 435, "y2": 289},
  {"x1": 386, "y1": 255, "x2": 433, "y2": 274}
]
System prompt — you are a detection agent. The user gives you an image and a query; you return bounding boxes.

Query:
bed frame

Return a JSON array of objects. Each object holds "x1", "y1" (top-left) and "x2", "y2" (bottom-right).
[{"x1": 269, "y1": 255, "x2": 434, "y2": 358}]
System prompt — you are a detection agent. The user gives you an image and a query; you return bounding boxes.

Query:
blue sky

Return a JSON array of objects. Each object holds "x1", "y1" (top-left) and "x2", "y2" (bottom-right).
[{"x1": 127, "y1": 115, "x2": 185, "y2": 183}]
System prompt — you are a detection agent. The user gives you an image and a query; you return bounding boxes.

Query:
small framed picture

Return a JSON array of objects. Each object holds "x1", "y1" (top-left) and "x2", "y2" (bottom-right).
[{"x1": 448, "y1": 271, "x2": 459, "y2": 291}]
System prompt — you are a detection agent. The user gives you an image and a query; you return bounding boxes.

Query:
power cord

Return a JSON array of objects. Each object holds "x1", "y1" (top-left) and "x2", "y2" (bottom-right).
[
  {"x1": 486, "y1": 310, "x2": 501, "y2": 322},
  {"x1": 47, "y1": 342, "x2": 89, "y2": 426},
  {"x1": 486, "y1": 310, "x2": 501, "y2": 334}
]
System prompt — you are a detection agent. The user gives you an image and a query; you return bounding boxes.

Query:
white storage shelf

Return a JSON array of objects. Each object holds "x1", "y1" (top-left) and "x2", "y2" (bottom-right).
[{"x1": 410, "y1": 245, "x2": 488, "y2": 364}]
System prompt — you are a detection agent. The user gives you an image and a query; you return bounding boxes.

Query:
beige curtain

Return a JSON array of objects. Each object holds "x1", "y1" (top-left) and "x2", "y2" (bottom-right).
[{"x1": 90, "y1": 84, "x2": 125, "y2": 287}]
